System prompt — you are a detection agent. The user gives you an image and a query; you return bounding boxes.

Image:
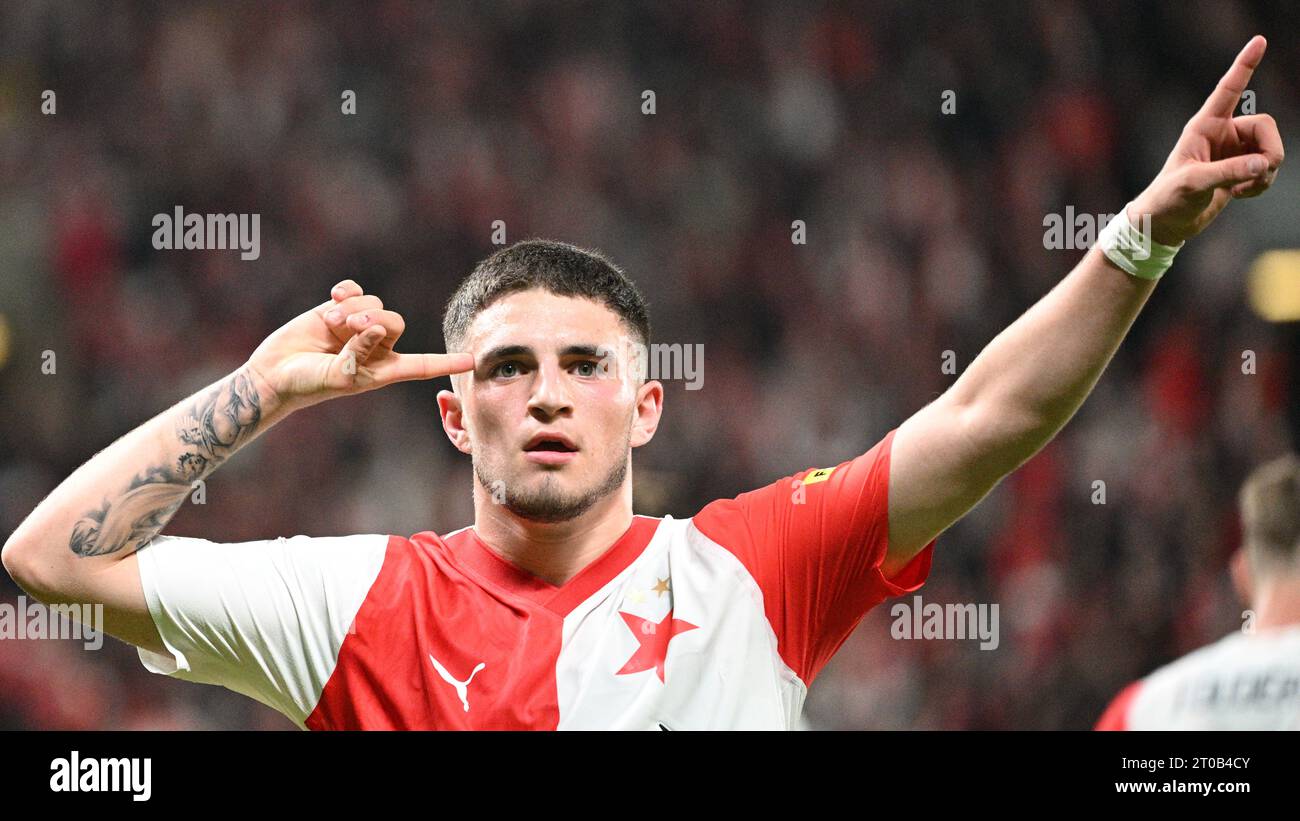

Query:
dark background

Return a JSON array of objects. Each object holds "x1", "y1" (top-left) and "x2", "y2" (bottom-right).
[{"x1": 1, "y1": 0, "x2": 1297, "y2": 729}]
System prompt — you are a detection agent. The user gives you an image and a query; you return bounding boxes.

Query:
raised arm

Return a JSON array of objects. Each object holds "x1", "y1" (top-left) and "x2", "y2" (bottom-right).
[
  {"x1": 885, "y1": 35, "x2": 1284, "y2": 572},
  {"x1": 0, "y1": 280, "x2": 473, "y2": 652}
]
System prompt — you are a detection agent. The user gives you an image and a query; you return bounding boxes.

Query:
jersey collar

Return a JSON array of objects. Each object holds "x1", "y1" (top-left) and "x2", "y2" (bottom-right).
[{"x1": 448, "y1": 515, "x2": 663, "y2": 617}]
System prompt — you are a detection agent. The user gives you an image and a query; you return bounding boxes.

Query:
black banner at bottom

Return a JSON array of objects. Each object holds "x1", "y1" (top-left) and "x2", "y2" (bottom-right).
[{"x1": 0, "y1": 730, "x2": 1287, "y2": 809}]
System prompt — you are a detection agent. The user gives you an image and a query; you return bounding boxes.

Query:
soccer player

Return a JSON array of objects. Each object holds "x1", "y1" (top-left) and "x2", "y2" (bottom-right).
[
  {"x1": 2, "y1": 37, "x2": 1285, "y2": 730},
  {"x1": 1096, "y1": 454, "x2": 1300, "y2": 730}
]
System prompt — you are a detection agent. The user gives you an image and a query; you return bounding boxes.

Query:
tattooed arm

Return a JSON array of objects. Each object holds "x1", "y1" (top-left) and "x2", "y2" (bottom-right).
[
  {"x1": 1, "y1": 279, "x2": 473, "y2": 655},
  {"x1": 68, "y1": 369, "x2": 265, "y2": 559},
  {"x1": 0, "y1": 367, "x2": 284, "y2": 652}
]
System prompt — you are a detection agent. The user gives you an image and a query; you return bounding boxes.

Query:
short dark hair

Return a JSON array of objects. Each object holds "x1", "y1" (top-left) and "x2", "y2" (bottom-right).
[
  {"x1": 1239, "y1": 453, "x2": 1300, "y2": 573},
  {"x1": 442, "y1": 239, "x2": 651, "y2": 355}
]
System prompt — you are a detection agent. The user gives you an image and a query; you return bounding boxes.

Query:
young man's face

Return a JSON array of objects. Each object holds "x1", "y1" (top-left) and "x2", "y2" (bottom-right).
[{"x1": 438, "y1": 288, "x2": 662, "y2": 523}]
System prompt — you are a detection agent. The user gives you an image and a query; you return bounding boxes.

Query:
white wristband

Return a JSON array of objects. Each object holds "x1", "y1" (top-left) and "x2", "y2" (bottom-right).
[{"x1": 1096, "y1": 202, "x2": 1183, "y2": 280}]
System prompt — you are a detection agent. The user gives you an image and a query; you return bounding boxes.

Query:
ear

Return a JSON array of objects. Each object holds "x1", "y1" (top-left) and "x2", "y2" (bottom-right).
[
  {"x1": 1230, "y1": 547, "x2": 1253, "y2": 607},
  {"x1": 630, "y1": 379, "x2": 664, "y2": 448},
  {"x1": 437, "y1": 388, "x2": 473, "y2": 455}
]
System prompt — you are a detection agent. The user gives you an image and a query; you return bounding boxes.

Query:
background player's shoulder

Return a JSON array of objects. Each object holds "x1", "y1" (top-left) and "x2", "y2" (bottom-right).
[
  {"x1": 1139, "y1": 630, "x2": 1252, "y2": 690},
  {"x1": 1146, "y1": 625, "x2": 1300, "y2": 685},
  {"x1": 1125, "y1": 625, "x2": 1300, "y2": 729}
]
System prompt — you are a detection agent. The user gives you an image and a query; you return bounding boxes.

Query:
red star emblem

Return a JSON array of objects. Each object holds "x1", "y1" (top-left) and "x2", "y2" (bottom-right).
[{"x1": 615, "y1": 609, "x2": 698, "y2": 683}]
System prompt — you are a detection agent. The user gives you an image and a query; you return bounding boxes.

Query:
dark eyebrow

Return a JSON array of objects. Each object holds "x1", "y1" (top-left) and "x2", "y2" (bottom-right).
[
  {"x1": 560, "y1": 344, "x2": 604, "y2": 358},
  {"x1": 479, "y1": 345, "x2": 533, "y2": 365},
  {"x1": 478, "y1": 343, "x2": 604, "y2": 364}
]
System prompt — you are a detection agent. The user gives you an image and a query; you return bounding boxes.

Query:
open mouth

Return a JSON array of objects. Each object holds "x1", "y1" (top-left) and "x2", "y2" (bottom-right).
[
  {"x1": 523, "y1": 432, "x2": 578, "y2": 453},
  {"x1": 523, "y1": 434, "x2": 579, "y2": 464},
  {"x1": 525, "y1": 440, "x2": 577, "y2": 452}
]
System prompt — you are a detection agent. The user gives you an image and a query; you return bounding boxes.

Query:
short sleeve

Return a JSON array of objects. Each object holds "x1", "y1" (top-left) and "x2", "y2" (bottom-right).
[
  {"x1": 690, "y1": 428, "x2": 935, "y2": 685},
  {"x1": 134, "y1": 533, "x2": 390, "y2": 728}
]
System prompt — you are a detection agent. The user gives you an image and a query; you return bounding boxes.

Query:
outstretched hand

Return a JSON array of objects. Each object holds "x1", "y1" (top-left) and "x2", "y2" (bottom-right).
[{"x1": 1130, "y1": 35, "x2": 1283, "y2": 246}]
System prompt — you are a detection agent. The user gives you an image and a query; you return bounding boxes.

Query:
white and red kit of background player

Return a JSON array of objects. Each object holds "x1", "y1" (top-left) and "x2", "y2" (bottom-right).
[
  {"x1": 135, "y1": 429, "x2": 934, "y2": 729},
  {"x1": 1096, "y1": 625, "x2": 1300, "y2": 730}
]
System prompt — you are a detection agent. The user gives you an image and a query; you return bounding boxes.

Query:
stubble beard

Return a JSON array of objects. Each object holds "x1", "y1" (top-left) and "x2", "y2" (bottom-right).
[{"x1": 474, "y1": 428, "x2": 631, "y2": 524}]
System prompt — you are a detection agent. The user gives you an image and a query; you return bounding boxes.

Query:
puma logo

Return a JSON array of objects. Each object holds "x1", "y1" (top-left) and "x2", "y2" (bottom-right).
[{"x1": 428, "y1": 654, "x2": 486, "y2": 712}]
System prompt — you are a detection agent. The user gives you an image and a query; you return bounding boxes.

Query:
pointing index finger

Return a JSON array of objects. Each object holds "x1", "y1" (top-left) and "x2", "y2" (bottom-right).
[
  {"x1": 381, "y1": 352, "x2": 476, "y2": 384},
  {"x1": 1199, "y1": 35, "x2": 1267, "y2": 119}
]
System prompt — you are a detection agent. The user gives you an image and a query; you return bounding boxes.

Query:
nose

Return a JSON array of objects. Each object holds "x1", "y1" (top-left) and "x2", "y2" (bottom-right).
[{"x1": 527, "y1": 358, "x2": 573, "y2": 419}]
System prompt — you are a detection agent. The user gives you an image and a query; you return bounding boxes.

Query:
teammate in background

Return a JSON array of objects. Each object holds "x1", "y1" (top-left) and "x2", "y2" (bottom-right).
[
  {"x1": 1097, "y1": 455, "x2": 1300, "y2": 730},
  {"x1": 1, "y1": 37, "x2": 1285, "y2": 729}
]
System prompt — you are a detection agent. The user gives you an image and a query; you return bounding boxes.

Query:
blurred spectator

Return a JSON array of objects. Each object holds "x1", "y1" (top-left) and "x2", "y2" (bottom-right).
[{"x1": 0, "y1": 0, "x2": 1295, "y2": 729}]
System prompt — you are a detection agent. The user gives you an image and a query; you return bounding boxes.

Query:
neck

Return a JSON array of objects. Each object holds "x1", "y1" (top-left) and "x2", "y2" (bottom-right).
[
  {"x1": 1251, "y1": 575, "x2": 1300, "y2": 631},
  {"x1": 470, "y1": 474, "x2": 635, "y2": 587}
]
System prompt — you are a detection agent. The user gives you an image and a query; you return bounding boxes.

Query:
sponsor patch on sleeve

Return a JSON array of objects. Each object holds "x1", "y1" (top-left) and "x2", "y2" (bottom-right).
[{"x1": 802, "y1": 467, "x2": 835, "y2": 485}]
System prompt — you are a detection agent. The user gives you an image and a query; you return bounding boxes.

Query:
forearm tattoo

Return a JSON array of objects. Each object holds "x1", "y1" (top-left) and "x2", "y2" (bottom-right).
[{"x1": 68, "y1": 370, "x2": 263, "y2": 557}]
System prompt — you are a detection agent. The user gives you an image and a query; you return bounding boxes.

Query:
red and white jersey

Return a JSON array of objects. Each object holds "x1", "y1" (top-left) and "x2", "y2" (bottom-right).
[
  {"x1": 135, "y1": 429, "x2": 933, "y2": 729},
  {"x1": 1096, "y1": 625, "x2": 1300, "y2": 730}
]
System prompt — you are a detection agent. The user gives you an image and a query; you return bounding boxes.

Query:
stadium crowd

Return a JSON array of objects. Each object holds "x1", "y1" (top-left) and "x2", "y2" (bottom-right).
[{"x1": 1, "y1": 0, "x2": 1297, "y2": 729}]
